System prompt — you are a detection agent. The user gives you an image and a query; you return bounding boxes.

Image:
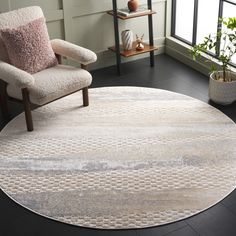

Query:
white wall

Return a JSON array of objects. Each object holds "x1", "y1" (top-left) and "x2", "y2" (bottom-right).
[{"x1": 0, "y1": 0, "x2": 167, "y2": 69}]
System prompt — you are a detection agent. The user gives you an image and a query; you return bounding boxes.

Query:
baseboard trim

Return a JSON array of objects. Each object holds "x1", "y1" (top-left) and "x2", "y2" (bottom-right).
[{"x1": 165, "y1": 37, "x2": 210, "y2": 76}]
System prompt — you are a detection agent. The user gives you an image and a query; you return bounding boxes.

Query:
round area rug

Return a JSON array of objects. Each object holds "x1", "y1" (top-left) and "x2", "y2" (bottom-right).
[{"x1": 0, "y1": 86, "x2": 236, "y2": 229}]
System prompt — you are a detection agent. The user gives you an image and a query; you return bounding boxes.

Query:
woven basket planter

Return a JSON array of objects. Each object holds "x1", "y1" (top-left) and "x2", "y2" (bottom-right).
[{"x1": 209, "y1": 71, "x2": 236, "y2": 105}]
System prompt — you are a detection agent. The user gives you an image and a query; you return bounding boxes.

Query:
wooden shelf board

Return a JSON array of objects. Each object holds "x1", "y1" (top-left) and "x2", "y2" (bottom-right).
[
  {"x1": 108, "y1": 42, "x2": 158, "y2": 58},
  {"x1": 107, "y1": 10, "x2": 156, "y2": 20}
]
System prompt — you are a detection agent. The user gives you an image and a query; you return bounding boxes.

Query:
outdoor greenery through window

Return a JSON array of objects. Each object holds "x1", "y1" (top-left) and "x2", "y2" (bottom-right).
[{"x1": 172, "y1": 0, "x2": 236, "y2": 65}]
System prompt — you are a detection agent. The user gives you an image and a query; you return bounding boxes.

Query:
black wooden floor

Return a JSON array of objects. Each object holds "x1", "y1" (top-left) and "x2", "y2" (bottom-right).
[{"x1": 1, "y1": 54, "x2": 236, "y2": 236}]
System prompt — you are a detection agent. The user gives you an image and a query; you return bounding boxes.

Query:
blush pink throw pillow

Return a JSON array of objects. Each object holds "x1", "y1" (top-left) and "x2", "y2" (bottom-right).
[{"x1": 0, "y1": 17, "x2": 58, "y2": 74}]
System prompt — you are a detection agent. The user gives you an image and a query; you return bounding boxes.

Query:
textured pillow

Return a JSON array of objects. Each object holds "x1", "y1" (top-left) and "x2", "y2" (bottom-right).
[{"x1": 0, "y1": 17, "x2": 58, "y2": 74}]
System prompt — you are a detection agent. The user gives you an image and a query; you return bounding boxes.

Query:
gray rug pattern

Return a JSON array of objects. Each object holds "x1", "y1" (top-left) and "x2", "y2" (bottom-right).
[{"x1": 0, "y1": 86, "x2": 236, "y2": 229}]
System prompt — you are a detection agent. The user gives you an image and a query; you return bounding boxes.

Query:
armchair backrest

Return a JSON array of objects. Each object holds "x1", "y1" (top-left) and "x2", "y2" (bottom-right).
[{"x1": 0, "y1": 6, "x2": 44, "y2": 62}]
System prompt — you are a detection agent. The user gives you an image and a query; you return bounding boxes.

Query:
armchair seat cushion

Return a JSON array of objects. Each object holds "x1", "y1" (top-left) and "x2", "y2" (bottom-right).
[{"x1": 7, "y1": 65, "x2": 92, "y2": 105}]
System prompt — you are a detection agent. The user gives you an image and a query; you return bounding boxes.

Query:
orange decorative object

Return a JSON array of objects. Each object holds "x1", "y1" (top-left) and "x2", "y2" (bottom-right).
[
  {"x1": 128, "y1": 0, "x2": 139, "y2": 12},
  {"x1": 135, "y1": 34, "x2": 144, "y2": 51}
]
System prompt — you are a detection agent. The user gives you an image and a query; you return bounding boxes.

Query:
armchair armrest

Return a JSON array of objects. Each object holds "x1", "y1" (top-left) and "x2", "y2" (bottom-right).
[
  {"x1": 51, "y1": 39, "x2": 97, "y2": 65},
  {"x1": 0, "y1": 61, "x2": 34, "y2": 88}
]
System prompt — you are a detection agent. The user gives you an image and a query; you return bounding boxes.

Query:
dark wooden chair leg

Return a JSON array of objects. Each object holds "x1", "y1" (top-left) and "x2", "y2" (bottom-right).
[
  {"x1": 21, "y1": 88, "x2": 33, "y2": 132},
  {"x1": 82, "y1": 87, "x2": 89, "y2": 107},
  {"x1": 81, "y1": 64, "x2": 89, "y2": 107},
  {"x1": 0, "y1": 80, "x2": 10, "y2": 120}
]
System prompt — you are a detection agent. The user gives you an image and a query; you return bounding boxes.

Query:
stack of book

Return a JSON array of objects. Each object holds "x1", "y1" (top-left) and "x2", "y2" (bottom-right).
[{"x1": 116, "y1": 7, "x2": 151, "y2": 17}]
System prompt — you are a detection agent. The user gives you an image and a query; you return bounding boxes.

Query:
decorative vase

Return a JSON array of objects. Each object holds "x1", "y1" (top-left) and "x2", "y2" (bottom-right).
[
  {"x1": 128, "y1": 0, "x2": 139, "y2": 12},
  {"x1": 209, "y1": 71, "x2": 236, "y2": 105},
  {"x1": 121, "y1": 30, "x2": 133, "y2": 51}
]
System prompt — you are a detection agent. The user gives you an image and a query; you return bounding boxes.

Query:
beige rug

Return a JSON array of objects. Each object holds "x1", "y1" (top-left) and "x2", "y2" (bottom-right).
[{"x1": 0, "y1": 86, "x2": 236, "y2": 229}]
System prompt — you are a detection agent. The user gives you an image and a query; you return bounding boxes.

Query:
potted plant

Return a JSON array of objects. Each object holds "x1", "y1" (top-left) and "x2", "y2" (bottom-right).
[{"x1": 191, "y1": 17, "x2": 236, "y2": 105}]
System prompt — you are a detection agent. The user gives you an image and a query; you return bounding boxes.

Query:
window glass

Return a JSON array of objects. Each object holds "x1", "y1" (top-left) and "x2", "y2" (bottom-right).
[
  {"x1": 172, "y1": 0, "x2": 236, "y2": 66},
  {"x1": 196, "y1": 0, "x2": 219, "y2": 54},
  {"x1": 222, "y1": 2, "x2": 236, "y2": 64},
  {"x1": 175, "y1": 0, "x2": 194, "y2": 43}
]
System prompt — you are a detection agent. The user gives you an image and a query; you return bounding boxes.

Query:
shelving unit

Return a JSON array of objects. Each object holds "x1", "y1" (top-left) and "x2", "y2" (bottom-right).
[{"x1": 108, "y1": 0, "x2": 158, "y2": 75}]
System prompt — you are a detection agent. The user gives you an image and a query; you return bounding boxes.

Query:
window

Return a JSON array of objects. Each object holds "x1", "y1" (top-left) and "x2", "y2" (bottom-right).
[
  {"x1": 172, "y1": 0, "x2": 236, "y2": 64},
  {"x1": 196, "y1": 0, "x2": 219, "y2": 45},
  {"x1": 222, "y1": 1, "x2": 236, "y2": 63},
  {"x1": 175, "y1": 0, "x2": 194, "y2": 43}
]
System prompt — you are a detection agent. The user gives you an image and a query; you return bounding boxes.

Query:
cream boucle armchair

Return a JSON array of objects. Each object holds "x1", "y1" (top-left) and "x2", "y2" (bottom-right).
[{"x1": 0, "y1": 6, "x2": 97, "y2": 131}]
